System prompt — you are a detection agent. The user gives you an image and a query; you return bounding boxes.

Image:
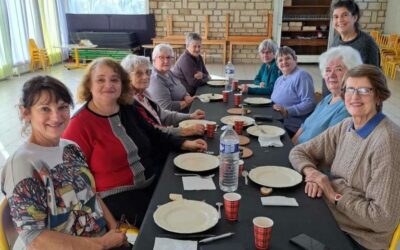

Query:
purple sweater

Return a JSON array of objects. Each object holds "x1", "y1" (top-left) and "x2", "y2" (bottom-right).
[{"x1": 271, "y1": 67, "x2": 316, "y2": 133}]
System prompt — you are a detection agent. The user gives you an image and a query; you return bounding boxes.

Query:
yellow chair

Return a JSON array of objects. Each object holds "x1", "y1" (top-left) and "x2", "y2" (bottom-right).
[
  {"x1": 389, "y1": 223, "x2": 400, "y2": 250},
  {"x1": 370, "y1": 30, "x2": 379, "y2": 42},
  {"x1": 0, "y1": 198, "x2": 17, "y2": 250},
  {"x1": 28, "y1": 38, "x2": 51, "y2": 72}
]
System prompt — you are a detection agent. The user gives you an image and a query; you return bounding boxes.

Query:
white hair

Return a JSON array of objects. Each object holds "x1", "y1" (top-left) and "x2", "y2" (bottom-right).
[
  {"x1": 152, "y1": 43, "x2": 174, "y2": 61},
  {"x1": 319, "y1": 46, "x2": 363, "y2": 75},
  {"x1": 121, "y1": 54, "x2": 151, "y2": 73}
]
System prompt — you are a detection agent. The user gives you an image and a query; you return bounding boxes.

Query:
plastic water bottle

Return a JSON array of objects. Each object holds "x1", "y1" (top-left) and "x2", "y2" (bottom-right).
[
  {"x1": 219, "y1": 125, "x2": 240, "y2": 192},
  {"x1": 225, "y1": 61, "x2": 235, "y2": 92}
]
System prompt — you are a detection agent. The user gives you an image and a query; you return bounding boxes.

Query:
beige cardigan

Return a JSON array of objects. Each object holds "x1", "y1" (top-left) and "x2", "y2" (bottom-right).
[{"x1": 289, "y1": 117, "x2": 400, "y2": 249}]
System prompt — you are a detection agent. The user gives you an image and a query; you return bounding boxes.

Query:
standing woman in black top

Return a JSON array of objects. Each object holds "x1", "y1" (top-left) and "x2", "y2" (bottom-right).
[{"x1": 322, "y1": 0, "x2": 380, "y2": 96}]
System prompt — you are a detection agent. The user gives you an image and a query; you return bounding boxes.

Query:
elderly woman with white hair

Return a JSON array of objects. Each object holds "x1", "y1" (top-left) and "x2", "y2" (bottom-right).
[
  {"x1": 241, "y1": 39, "x2": 281, "y2": 95},
  {"x1": 172, "y1": 32, "x2": 211, "y2": 96},
  {"x1": 147, "y1": 43, "x2": 194, "y2": 112},
  {"x1": 292, "y1": 46, "x2": 363, "y2": 144},
  {"x1": 121, "y1": 54, "x2": 206, "y2": 136}
]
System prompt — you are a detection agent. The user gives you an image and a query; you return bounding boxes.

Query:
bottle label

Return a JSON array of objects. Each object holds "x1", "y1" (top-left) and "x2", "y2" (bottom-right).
[
  {"x1": 220, "y1": 143, "x2": 239, "y2": 154},
  {"x1": 225, "y1": 68, "x2": 234, "y2": 75}
]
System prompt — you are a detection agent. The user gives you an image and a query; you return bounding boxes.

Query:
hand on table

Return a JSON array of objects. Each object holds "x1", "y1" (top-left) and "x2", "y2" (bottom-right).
[
  {"x1": 181, "y1": 139, "x2": 207, "y2": 152},
  {"x1": 273, "y1": 104, "x2": 288, "y2": 118},
  {"x1": 190, "y1": 109, "x2": 205, "y2": 119},
  {"x1": 259, "y1": 82, "x2": 265, "y2": 88},
  {"x1": 194, "y1": 71, "x2": 203, "y2": 79},
  {"x1": 184, "y1": 95, "x2": 195, "y2": 105},
  {"x1": 181, "y1": 124, "x2": 205, "y2": 137},
  {"x1": 303, "y1": 167, "x2": 336, "y2": 203},
  {"x1": 99, "y1": 229, "x2": 128, "y2": 249}
]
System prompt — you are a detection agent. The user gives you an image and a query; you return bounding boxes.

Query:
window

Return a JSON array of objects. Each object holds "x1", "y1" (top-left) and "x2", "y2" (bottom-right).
[{"x1": 65, "y1": 0, "x2": 149, "y2": 14}]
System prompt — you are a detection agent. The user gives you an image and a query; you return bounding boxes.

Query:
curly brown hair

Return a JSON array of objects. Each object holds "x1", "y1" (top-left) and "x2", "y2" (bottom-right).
[{"x1": 77, "y1": 57, "x2": 132, "y2": 105}]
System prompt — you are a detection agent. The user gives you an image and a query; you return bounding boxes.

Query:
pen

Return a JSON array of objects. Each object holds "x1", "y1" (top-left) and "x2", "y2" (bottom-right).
[{"x1": 198, "y1": 232, "x2": 235, "y2": 244}]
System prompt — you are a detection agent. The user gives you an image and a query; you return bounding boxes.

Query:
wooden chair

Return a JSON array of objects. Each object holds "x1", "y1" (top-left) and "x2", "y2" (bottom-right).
[
  {"x1": 369, "y1": 30, "x2": 379, "y2": 42},
  {"x1": 28, "y1": 38, "x2": 51, "y2": 72},
  {"x1": 389, "y1": 223, "x2": 400, "y2": 250},
  {"x1": 0, "y1": 198, "x2": 18, "y2": 250}
]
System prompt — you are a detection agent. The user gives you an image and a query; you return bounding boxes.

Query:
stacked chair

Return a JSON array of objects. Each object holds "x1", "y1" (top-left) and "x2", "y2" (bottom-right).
[
  {"x1": 371, "y1": 31, "x2": 400, "y2": 80},
  {"x1": 28, "y1": 38, "x2": 51, "y2": 72}
]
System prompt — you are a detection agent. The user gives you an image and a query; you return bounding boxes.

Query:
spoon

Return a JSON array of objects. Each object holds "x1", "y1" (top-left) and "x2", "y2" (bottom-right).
[
  {"x1": 242, "y1": 170, "x2": 249, "y2": 185},
  {"x1": 216, "y1": 202, "x2": 223, "y2": 219}
]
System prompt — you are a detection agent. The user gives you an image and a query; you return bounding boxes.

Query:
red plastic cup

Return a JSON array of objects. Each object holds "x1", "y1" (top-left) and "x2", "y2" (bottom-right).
[
  {"x1": 238, "y1": 159, "x2": 244, "y2": 176},
  {"x1": 234, "y1": 120, "x2": 244, "y2": 135},
  {"x1": 232, "y1": 80, "x2": 239, "y2": 91},
  {"x1": 234, "y1": 93, "x2": 242, "y2": 107},
  {"x1": 253, "y1": 216, "x2": 274, "y2": 250},
  {"x1": 222, "y1": 90, "x2": 230, "y2": 103},
  {"x1": 206, "y1": 123, "x2": 216, "y2": 138},
  {"x1": 223, "y1": 192, "x2": 241, "y2": 221}
]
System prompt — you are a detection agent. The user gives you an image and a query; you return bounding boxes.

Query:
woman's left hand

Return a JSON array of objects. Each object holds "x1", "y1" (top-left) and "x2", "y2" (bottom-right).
[
  {"x1": 194, "y1": 71, "x2": 203, "y2": 79},
  {"x1": 181, "y1": 139, "x2": 208, "y2": 152},
  {"x1": 190, "y1": 109, "x2": 205, "y2": 119},
  {"x1": 273, "y1": 104, "x2": 288, "y2": 117},
  {"x1": 305, "y1": 171, "x2": 336, "y2": 204}
]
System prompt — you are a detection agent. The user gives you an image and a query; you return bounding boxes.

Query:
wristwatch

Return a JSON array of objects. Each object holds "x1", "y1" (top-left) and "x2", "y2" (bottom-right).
[{"x1": 334, "y1": 193, "x2": 343, "y2": 206}]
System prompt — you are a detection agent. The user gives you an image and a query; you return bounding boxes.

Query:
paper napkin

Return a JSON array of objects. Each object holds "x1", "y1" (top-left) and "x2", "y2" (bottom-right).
[
  {"x1": 261, "y1": 196, "x2": 299, "y2": 206},
  {"x1": 182, "y1": 176, "x2": 216, "y2": 190},
  {"x1": 258, "y1": 135, "x2": 283, "y2": 147},
  {"x1": 153, "y1": 237, "x2": 197, "y2": 250}
]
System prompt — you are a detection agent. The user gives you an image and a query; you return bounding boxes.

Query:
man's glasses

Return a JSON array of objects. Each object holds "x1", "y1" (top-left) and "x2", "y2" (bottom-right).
[{"x1": 343, "y1": 87, "x2": 374, "y2": 96}]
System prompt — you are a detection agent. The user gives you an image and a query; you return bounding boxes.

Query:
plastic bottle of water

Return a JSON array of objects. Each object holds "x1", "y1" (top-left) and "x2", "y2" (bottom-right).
[
  {"x1": 224, "y1": 61, "x2": 235, "y2": 92},
  {"x1": 219, "y1": 125, "x2": 240, "y2": 192}
]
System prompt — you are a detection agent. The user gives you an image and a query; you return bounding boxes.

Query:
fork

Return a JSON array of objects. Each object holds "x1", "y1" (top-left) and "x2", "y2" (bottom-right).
[
  {"x1": 174, "y1": 173, "x2": 215, "y2": 178},
  {"x1": 253, "y1": 121, "x2": 268, "y2": 135}
]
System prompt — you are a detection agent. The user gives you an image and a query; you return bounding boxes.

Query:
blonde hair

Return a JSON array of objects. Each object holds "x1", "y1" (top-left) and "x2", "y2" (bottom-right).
[{"x1": 77, "y1": 57, "x2": 132, "y2": 105}]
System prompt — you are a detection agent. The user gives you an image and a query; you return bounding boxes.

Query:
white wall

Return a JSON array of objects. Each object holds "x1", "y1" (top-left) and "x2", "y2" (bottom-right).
[{"x1": 384, "y1": 0, "x2": 400, "y2": 34}]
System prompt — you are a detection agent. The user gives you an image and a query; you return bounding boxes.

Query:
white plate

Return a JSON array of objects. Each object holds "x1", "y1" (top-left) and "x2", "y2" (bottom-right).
[
  {"x1": 246, "y1": 125, "x2": 286, "y2": 137},
  {"x1": 220, "y1": 115, "x2": 255, "y2": 126},
  {"x1": 244, "y1": 97, "x2": 272, "y2": 105},
  {"x1": 179, "y1": 119, "x2": 216, "y2": 128},
  {"x1": 154, "y1": 199, "x2": 219, "y2": 234},
  {"x1": 249, "y1": 166, "x2": 302, "y2": 188},
  {"x1": 173, "y1": 153, "x2": 219, "y2": 172},
  {"x1": 199, "y1": 93, "x2": 223, "y2": 101},
  {"x1": 207, "y1": 80, "x2": 226, "y2": 87}
]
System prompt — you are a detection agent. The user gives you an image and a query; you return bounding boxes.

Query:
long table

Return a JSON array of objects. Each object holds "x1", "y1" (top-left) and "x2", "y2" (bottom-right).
[{"x1": 134, "y1": 84, "x2": 355, "y2": 249}]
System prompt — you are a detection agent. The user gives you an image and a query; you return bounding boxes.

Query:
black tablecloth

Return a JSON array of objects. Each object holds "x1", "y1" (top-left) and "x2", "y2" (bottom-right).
[{"x1": 133, "y1": 84, "x2": 354, "y2": 249}]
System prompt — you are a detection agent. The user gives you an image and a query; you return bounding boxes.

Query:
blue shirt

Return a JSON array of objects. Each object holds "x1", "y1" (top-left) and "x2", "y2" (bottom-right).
[
  {"x1": 351, "y1": 112, "x2": 386, "y2": 139},
  {"x1": 271, "y1": 67, "x2": 316, "y2": 133},
  {"x1": 249, "y1": 60, "x2": 281, "y2": 96},
  {"x1": 298, "y1": 94, "x2": 349, "y2": 144}
]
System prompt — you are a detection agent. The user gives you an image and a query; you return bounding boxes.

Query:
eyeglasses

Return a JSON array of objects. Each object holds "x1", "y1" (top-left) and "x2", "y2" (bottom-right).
[
  {"x1": 343, "y1": 87, "x2": 374, "y2": 96},
  {"x1": 325, "y1": 67, "x2": 344, "y2": 75},
  {"x1": 157, "y1": 56, "x2": 173, "y2": 61},
  {"x1": 134, "y1": 69, "x2": 152, "y2": 77},
  {"x1": 261, "y1": 50, "x2": 273, "y2": 55}
]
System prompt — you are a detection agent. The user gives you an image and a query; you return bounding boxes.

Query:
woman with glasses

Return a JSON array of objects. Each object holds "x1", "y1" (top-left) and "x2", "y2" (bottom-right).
[
  {"x1": 241, "y1": 39, "x2": 281, "y2": 96},
  {"x1": 1, "y1": 76, "x2": 127, "y2": 249},
  {"x1": 121, "y1": 54, "x2": 206, "y2": 136},
  {"x1": 290, "y1": 65, "x2": 400, "y2": 249},
  {"x1": 292, "y1": 46, "x2": 362, "y2": 144},
  {"x1": 148, "y1": 43, "x2": 195, "y2": 112},
  {"x1": 172, "y1": 32, "x2": 211, "y2": 96},
  {"x1": 322, "y1": 0, "x2": 380, "y2": 96},
  {"x1": 63, "y1": 58, "x2": 207, "y2": 228}
]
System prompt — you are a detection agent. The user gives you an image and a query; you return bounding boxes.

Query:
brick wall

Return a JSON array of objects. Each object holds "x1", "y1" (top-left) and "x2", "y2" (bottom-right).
[{"x1": 149, "y1": 0, "x2": 387, "y2": 64}]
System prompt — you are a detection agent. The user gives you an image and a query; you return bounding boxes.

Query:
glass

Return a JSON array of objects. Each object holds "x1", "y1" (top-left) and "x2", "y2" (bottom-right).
[
  {"x1": 260, "y1": 50, "x2": 273, "y2": 55},
  {"x1": 134, "y1": 69, "x2": 152, "y2": 77},
  {"x1": 343, "y1": 87, "x2": 374, "y2": 96},
  {"x1": 157, "y1": 56, "x2": 173, "y2": 61}
]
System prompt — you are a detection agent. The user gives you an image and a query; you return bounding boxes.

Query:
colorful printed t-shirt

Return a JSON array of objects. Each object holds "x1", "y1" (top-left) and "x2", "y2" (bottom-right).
[{"x1": 1, "y1": 140, "x2": 106, "y2": 246}]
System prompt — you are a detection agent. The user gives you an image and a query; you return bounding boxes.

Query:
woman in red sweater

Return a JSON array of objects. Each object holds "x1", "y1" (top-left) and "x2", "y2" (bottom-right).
[{"x1": 63, "y1": 57, "x2": 207, "y2": 227}]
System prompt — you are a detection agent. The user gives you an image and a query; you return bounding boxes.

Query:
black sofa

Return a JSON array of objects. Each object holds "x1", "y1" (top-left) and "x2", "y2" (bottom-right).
[{"x1": 66, "y1": 14, "x2": 155, "y2": 49}]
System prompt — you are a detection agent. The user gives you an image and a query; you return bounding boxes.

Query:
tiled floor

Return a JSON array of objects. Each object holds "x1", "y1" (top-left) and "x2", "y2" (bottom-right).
[{"x1": 0, "y1": 63, "x2": 399, "y2": 161}]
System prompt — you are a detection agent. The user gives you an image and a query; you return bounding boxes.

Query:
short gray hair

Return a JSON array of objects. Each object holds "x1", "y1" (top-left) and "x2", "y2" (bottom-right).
[
  {"x1": 185, "y1": 32, "x2": 202, "y2": 47},
  {"x1": 152, "y1": 43, "x2": 174, "y2": 61},
  {"x1": 319, "y1": 46, "x2": 362, "y2": 75},
  {"x1": 275, "y1": 46, "x2": 297, "y2": 61},
  {"x1": 121, "y1": 54, "x2": 151, "y2": 73},
  {"x1": 258, "y1": 39, "x2": 278, "y2": 54}
]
